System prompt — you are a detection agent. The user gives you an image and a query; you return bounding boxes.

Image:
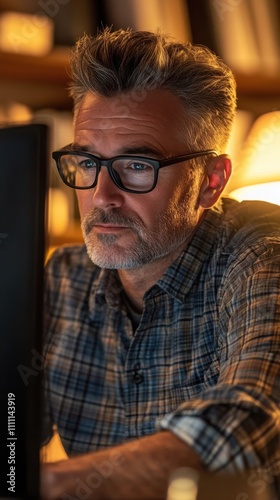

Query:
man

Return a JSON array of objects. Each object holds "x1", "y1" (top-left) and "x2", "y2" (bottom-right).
[{"x1": 41, "y1": 28, "x2": 280, "y2": 499}]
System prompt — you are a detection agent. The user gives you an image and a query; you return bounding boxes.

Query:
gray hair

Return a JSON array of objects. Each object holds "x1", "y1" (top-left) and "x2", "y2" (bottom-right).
[{"x1": 69, "y1": 28, "x2": 237, "y2": 152}]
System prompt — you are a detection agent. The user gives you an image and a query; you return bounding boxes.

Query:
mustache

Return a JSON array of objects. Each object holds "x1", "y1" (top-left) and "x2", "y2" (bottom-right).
[{"x1": 81, "y1": 209, "x2": 145, "y2": 235}]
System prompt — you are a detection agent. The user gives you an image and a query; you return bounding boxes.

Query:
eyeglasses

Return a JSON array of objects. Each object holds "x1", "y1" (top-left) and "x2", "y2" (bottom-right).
[{"x1": 52, "y1": 146, "x2": 218, "y2": 194}]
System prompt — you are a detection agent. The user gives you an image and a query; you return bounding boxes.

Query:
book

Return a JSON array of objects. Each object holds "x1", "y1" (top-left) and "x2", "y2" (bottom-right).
[
  {"x1": 207, "y1": 0, "x2": 261, "y2": 74},
  {"x1": 105, "y1": 0, "x2": 191, "y2": 42}
]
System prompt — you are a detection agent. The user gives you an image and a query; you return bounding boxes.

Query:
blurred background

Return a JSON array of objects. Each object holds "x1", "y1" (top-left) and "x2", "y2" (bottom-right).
[{"x1": 0, "y1": 0, "x2": 280, "y2": 253}]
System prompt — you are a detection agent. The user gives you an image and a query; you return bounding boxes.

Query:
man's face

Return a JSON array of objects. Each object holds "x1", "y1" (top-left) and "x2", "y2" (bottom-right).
[{"x1": 74, "y1": 89, "x2": 206, "y2": 269}]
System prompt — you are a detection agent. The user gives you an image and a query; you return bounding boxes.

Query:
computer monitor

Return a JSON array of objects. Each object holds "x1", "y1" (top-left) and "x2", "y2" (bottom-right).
[{"x1": 0, "y1": 123, "x2": 48, "y2": 499}]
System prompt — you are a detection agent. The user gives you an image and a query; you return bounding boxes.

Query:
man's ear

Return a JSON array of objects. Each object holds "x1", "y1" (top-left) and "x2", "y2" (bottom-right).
[{"x1": 199, "y1": 154, "x2": 232, "y2": 208}]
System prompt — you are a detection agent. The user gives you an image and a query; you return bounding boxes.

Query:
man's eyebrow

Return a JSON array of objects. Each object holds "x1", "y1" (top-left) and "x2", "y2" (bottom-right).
[
  {"x1": 68, "y1": 143, "x2": 164, "y2": 157},
  {"x1": 69, "y1": 143, "x2": 91, "y2": 152},
  {"x1": 120, "y1": 146, "x2": 163, "y2": 157}
]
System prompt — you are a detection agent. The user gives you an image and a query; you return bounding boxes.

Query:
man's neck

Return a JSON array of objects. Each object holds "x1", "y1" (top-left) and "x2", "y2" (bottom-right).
[
  {"x1": 118, "y1": 266, "x2": 161, "y2": 314},
  {"x1": 117, "y1": 238, "x2": 190, "y2": 313}
]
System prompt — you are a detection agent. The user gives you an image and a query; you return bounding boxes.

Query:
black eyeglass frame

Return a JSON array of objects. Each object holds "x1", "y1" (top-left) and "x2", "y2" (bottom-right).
[{"x1": 52, "y1": 147, "x2": 218, "y2": 194}]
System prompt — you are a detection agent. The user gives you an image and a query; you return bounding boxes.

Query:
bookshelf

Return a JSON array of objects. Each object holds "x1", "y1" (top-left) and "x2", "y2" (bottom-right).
[{"x1": 187, "y1": 0, "x2": 280, "y2": 105}]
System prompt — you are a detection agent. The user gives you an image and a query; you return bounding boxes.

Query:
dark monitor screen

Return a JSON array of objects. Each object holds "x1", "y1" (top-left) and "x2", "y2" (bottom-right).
[{"x1": 0, "y1": 123, "x2": 48, "y2": 499}]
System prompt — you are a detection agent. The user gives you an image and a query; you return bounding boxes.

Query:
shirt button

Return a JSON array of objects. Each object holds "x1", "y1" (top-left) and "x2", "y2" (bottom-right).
[
  {"x1": 133, "y1": 372, "x2": 144, "y2": 384},
  {"x1": 95, "y1": 295, "x2": 106, "y2": 305},
  {"x1": 132, "y1": 363, "x2": 144, "y2": 384}
]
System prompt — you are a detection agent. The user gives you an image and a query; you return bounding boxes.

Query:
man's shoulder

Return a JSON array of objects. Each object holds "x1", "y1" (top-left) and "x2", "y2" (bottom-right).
[
  {"x1": 221, "y1": 198, "x2": 280, "y2": 247},
  {"x1": 216, "y1": 198, "x2": 280, "y2": 282},
  {"x1": 223, "y1": 197, "x2": 280, "y2": 224}
]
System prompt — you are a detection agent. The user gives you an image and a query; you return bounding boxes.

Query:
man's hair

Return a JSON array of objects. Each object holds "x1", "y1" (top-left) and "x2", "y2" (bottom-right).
[{"x1": 69, "y1": 28, "x2": 237, "y2": 151}]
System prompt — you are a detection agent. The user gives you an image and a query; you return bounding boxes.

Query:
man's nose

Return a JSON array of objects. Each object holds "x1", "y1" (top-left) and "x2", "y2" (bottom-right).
[{"x1": 91, "y1": 165, "x2": 124, "y2": 209}]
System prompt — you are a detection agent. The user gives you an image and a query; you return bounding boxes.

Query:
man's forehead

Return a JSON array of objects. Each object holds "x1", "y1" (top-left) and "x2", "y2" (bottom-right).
[
  {"x1": 74, "y1": 89, "x2": 189, "y2": 157},
  {"x1": 76, "y1": 89, "x2": 185, "y2": 120}
]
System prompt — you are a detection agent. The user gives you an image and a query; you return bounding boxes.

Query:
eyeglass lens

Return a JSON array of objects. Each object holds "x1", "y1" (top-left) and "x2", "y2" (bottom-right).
[{"x1": 59, "y1": 153, "x2": 156, "y2": 192}]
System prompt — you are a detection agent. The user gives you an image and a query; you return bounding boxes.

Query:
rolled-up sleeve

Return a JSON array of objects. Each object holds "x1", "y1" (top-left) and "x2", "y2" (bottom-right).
[{"x1": 159, "y1": 240, "x2": 280, "y2": 472}]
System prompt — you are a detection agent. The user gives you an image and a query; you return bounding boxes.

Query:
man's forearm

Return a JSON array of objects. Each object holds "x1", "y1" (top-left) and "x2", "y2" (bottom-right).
[{"x1": 41, "y1": 430, "x2": 204, "y2": 499}]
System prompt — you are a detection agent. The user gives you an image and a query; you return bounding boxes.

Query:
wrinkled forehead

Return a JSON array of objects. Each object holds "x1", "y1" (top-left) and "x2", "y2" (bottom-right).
[{"x1": 73, "y1": 89, "x2": 191, "y2": 155}]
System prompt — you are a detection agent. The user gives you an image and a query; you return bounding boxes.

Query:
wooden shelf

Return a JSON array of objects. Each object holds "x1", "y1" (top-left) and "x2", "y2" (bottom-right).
[
  {"x1": 0, "y1": 49, "x2": 280, "y2": 106},
  {"x1": 0, "y1": 48, "x2": 70, "y2": 84},
  {"x1": 234, "y1": 72, "x2": 280, "y2": 98},
  {"x1": 0, "y1": 49, "x2": 72, "y2": 109}
]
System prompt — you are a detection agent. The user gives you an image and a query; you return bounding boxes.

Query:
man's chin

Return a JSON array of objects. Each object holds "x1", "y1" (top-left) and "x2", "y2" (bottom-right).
[
  {"x1": 86, "y1": 254, "x2": 141, "y2": 270},
  {"x1": 84, "y1": 240, "x2": 175, "y2": 270},
  {"x1": 84, "y1": 241, "x2": 138, "y2": 269}
]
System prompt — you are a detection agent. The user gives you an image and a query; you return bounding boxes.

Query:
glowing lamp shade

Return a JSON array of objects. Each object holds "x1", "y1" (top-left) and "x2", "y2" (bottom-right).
[
  {"x1": 48, "y1": 188, "x2": 69, "y2": 237},
  {"x1": 0, "y1": 11, "x2": 54, "y2": 55},
  {"x1": 228, "y1": 112, "x2": 280, "y2": 205}
]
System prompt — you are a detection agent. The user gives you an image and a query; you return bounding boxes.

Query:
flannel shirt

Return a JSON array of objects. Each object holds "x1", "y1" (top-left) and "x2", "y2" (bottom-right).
[{"x1": 43, "y1": 198, "x2": 280, "y2": 472}]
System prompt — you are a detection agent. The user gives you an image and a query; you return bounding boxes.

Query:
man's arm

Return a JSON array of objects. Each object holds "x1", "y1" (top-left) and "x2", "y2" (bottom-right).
[{"x1": 41, "y1": 430, "x2": 204, "y2": 499}]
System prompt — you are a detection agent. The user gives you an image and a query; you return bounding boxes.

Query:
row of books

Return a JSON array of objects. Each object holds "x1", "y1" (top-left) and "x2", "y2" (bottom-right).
[
  {"x1": 1, "y1": 0, "x2": 279, "y2": 76},
  {"x1": 187, "y1": 0, "x2": 280, "y2": 75}
]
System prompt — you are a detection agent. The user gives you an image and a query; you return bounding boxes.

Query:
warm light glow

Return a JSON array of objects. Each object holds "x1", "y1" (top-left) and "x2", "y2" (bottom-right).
[
  {"x1": 228, "y1": 112, "x2": 280, "y2": 205},
  {"x1": 0, "y1": 11, "x2": 53, "y2": 55},
  {"x1": 48, "y1": 188, "x2": 69, "y2": 237},
  {"x1": 230, "y1": 182, "x2": 280, "y2": 205},
  {"x1": 167, "y1": 468, "x2": 198, "y2": 500}
]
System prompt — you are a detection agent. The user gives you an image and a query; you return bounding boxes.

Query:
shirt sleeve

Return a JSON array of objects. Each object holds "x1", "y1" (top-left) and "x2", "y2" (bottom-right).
[{"x1": 159, "y1": 238, "x2": 280, "y2": 472}]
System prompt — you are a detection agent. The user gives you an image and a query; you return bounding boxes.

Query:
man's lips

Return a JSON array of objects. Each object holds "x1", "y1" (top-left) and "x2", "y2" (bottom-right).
[{"x1": 93, "y1": 224, "x2": 130, "y2": 233}]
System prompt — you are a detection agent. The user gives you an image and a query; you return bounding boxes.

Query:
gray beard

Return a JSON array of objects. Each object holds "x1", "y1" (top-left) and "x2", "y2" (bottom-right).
[{"x1": 81, "y1": 206, "x2": 196, "y2": 270}]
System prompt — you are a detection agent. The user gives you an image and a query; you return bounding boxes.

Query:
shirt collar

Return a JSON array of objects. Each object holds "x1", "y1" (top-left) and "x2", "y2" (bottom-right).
[{"x1": 156, "y1": 206, "x2": 224, "y2": 303}]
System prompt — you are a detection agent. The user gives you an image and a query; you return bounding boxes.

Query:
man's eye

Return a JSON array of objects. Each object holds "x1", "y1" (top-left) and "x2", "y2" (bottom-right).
[
  {"x1": 128, "y1": 161, "x2": 152, "y2": 171},
  {"x1": 79, "y1": 158, "x2": 96, "y2": 169}
]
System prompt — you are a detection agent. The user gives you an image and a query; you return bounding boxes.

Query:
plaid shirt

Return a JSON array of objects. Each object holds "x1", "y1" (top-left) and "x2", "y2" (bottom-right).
[{"x1": 43, "y1": 198, "x2": 280, "y2": 472}]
